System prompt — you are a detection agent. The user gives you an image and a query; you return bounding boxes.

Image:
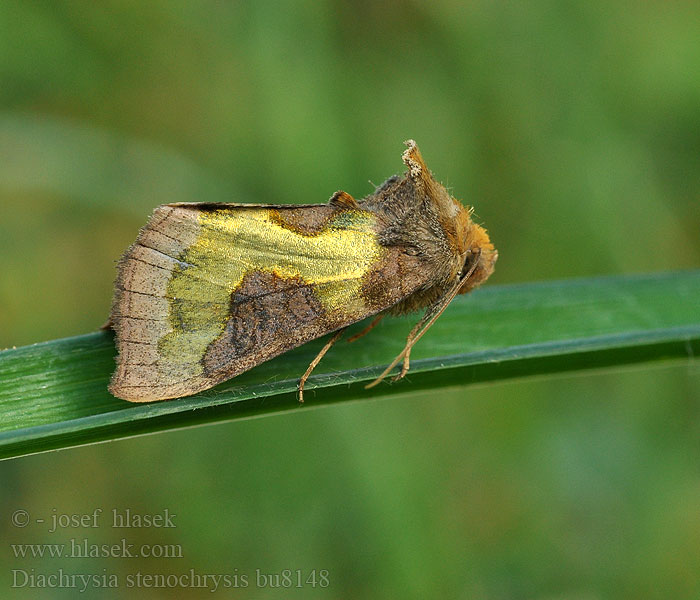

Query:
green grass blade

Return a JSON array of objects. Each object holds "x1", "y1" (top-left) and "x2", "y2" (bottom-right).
[{"x1": 1, "y1": 270, "x2": 698, "y2": 460}]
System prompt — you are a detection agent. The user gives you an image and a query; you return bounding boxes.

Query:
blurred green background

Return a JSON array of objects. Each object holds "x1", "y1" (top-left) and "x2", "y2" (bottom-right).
[{"x1": 1, "y1": 1, "x2": 699, "y2": 598}]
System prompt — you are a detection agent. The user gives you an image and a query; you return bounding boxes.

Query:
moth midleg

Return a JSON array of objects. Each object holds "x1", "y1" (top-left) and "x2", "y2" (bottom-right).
[
  {"x1": 347, "y1": 314, "x2": 384, "y2": 343},
  {"x1": 298, "y1": 327, "x2": 348, "y2": 403}
]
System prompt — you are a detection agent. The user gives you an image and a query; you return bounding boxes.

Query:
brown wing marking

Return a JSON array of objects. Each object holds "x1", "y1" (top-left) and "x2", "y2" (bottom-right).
[{"x1": 200, "y1": 246, "x2": 427, "y2": 383}]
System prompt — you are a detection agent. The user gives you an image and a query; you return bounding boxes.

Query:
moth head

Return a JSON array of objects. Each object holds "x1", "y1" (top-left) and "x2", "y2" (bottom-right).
[
  {"x1": 401, "y1": 140, "x2": 497, "y2": 293},
  {"x1": 457, "y1": 221, "x2": 497, "y2": 294}
]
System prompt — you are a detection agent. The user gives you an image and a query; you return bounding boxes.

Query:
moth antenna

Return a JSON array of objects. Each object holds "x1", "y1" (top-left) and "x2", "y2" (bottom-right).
[
  {"x1": 298, "y1": 327, "x2": 348, "y2": 402},
  {"x1": 365, "y1": 251, "x2": 482, "y2": 389}
]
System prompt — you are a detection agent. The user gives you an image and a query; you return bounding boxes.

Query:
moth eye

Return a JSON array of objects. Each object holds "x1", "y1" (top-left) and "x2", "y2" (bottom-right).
[{"x1": 461, "y1": 251, "x2": 477, "y2": 275}]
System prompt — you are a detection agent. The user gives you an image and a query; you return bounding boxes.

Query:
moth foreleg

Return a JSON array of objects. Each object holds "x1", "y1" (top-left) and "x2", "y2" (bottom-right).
[
  {"x1": 365, "y1": 315, "x2": 424, "y2": 389},
  {"x1": 391, "y1": 309, "x2": 432, "y2": 381},
  {"x1": 366, "y1": 284, "x2": 459, "y2": 390}
]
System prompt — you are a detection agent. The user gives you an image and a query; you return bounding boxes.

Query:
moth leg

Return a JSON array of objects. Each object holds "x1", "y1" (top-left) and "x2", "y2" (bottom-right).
[
  {"x1": 396, "y1": 354, "x2": 410, "y2": 381},
  {"x1": 365, "y1": 312, "x2": 429, "y2": 389},
  {"x1": 391, "y1": 311, "x2": 431, "y2": 381},
  {"x1": 298, "y1": 327, "x2": 348, "y2": 403},
  {"x1": 393, "y1": 345, "x2": 413, "y2": 382},
  {"x1": 391, "y1": 315, "x2": 425, "y2": 382},
  {"x1": 365, "y1": 275, "x2": 467, "y2": 390},
  {"x1": 347, "y1": 314, "x2": 384, "y2": 343},
  {"x1": 365, "y1": 344, "x2": 407, "y2": 389}
]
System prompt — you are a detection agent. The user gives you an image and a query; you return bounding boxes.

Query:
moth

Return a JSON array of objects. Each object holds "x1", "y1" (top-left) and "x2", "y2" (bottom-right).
[{"x1": 108, "y1": 140, "x2": 497, "y2": 402}]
